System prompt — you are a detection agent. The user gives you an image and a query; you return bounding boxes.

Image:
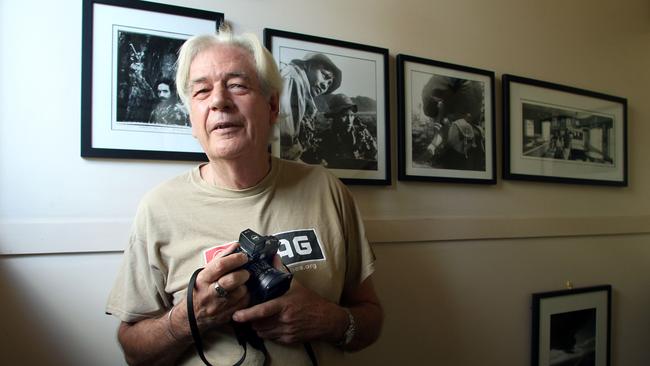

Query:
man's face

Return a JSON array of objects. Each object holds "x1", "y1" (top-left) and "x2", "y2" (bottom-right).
[
  {"x1": 341, "y1": 109, "x2": 356, "y2": 126},
  {"x1": 306, "y1": 65, "x2": 334, "y2": 97},
  {"x1": 188, "y1": 45, "x2": 279, "y2": 162},
  {"x1": 157, "y1": 83, "x2": 171, "y2": 100}
]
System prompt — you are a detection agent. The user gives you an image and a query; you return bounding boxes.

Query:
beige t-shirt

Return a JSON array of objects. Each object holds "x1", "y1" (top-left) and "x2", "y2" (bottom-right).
[{"x1": 106, "y1": 157, "x2": 375, "y2": 365}]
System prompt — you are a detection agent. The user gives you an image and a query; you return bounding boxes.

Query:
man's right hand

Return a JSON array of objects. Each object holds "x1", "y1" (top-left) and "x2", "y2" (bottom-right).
[{"x1": 190, "y1": 242, "x2": 251, "y2": 331}]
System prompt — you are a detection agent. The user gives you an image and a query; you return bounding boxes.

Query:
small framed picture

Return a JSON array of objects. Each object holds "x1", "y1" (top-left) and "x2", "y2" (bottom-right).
[
  {"x1": 531, "y1": 285, "x2": 612, "y2": 366},
  {"x1": 264, "y1": 28, "x2": 390, "y2": 185},
  {"x1": 396, "y1": 54, "x2": 496, "y2": 184},
  {"x1": 503, "y1": 74, "x2": 627, "y2": 186},
  {"x1": 81, "y1": 0, "x2": 223, "y2": 161}
]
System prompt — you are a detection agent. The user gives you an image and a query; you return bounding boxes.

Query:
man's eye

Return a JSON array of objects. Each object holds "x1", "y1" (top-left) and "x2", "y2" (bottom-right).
[
  {"x1": 321, "y1": 70, "x2": 334, "y2": 80},
  {"x1": 192, "y1": 88, "x2": 209, "y2": 97},
  {"x1": 228, "y1": 83, "x2": 248, "y2": 90}
]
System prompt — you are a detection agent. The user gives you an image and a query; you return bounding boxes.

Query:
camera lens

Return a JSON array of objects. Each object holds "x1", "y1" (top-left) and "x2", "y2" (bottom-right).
[{"x1": 255, "y1": 267, "x2": 293, "y2": 303}]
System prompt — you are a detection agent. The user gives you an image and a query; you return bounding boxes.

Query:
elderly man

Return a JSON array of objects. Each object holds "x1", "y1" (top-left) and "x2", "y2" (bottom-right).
[
  {"x1": 278, "y1": 53, "x2": 342, "y2": 161},
  {"x1": 106, "y1": 29, "x2": 382, "y2": 366}
]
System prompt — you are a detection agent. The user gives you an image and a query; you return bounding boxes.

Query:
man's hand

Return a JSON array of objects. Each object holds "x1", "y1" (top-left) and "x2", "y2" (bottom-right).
[
  {"x1": 116, "y1": 243, "x2": 253, "y2": 366},
  {"x1": 190, "y1": 243, "x2": 251, "y2": 331},
  {"x1": 231, "y1": 280, "x2": 346, "y2": 345}
]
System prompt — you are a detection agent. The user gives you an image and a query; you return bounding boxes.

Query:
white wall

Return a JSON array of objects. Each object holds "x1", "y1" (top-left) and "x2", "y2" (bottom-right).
[{"x1": 1, "y1": 0, "x2": 649, "y2": 365}]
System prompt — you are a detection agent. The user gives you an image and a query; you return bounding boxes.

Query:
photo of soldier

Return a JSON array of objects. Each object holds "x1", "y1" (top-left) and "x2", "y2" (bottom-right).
[
  {"x1": 121, "y1": 41, "x2": 156, "y2": 122},
  {"x1": 278, "y1": 53, "x2": 342, "y2": 161},
  {"x1": 115, "y1": 30, "x2": 188, "y2": 127},
  {"x1": 319, "y1": 94, "x2": 378, "y2": 170}
]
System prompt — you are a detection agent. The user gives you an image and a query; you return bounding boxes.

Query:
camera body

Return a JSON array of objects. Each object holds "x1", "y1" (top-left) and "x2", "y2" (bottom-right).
[{"x1": 233, "y1": 229, "x2": 293, "y2": 305}]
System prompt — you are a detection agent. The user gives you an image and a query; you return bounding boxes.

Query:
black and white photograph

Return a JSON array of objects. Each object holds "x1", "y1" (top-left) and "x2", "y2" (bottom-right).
[
  {"x1": 532, "y1": 285, "x2": 611, "y2": 366},
  {"x1": 115, "y1": 29, "x2": 189, "y2": 128},
  {"x1": 264, "y1": 28, "x2": 390, "y2": 185},
  {"x1": 81, "y1": 0, "x2": 223, "y2": 161},
  {"x1": 397, "y1": 54, "x2": 496, "y2": 184},
  {"x1": 521, "y1": 103, "x2": 614, "y2": 165},
  {"x1": 503, "y1": 74, "x2": 627, "y2": 186},
  {"x1": 549, "y1": 308, "x2": 597, "y2": 366}
]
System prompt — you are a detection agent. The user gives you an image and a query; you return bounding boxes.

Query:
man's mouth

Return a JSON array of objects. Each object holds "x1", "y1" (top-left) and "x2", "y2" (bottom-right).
[
  {"x1": 312, "y1": 86, "x2": 324, "y2": 96},
  {"x1": 211, "y1": 121, "x2": 243, "y2": 133}
]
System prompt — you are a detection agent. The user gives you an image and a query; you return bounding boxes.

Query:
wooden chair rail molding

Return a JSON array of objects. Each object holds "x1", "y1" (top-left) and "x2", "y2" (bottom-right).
[
  {"x1": 1, "y1": 215, "x2": 649, "y2": 255},
  {"x1": 364, "y1": 215, "x2": 650, "y2": 243}
]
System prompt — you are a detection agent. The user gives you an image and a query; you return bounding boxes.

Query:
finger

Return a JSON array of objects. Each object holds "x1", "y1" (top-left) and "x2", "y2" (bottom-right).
[
  {"x1": 271, "y1": 254, "x2": 286, "y2": 271},
  {"x1": 232, "y1": 299, "x2": 282, "y2": 323},
  {"x1": 197, "y1": 289, "x2": 250, "y2": 328},
  {"x1": 199, "y1": 252, "x2": 248, "y2": 284},
  {"x1": 215, "y1": 242, "x2": 239, "y2": 259},
  {"x1": 213, "y1": 269, "x2": 249, "y2": 300},
  {"x1": 226, "y1": 285, "x2": 249, "y2": 304},
  {"x1": 213, "y1": 281, "x2": 229, "y2": 299},
  {"x1": 216, "y1": 268, "x2": 250, "y2": 290}
]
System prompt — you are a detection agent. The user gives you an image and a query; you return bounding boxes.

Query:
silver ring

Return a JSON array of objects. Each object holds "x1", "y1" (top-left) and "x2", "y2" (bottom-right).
[{"x1": 214, "y1": 282, "x2": 229, "y2": 298}]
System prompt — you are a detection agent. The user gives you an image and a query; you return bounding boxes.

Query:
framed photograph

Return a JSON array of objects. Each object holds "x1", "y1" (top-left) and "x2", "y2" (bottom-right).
[
  {"x1": 396, "y1": 54, "x2": 496, "y2": 184},
  {"x1": 264, "y1": 28, "x2": 390, "y2": 185},
  {"x1": 81, "y1": 0, "x2": 224, "y2": 161},
  {"x1": 532, "y1": 285, "x2": 612, "y2": 366},
  {"x1": 503, "y1": 74, "x2": 627, "y2": 186}
]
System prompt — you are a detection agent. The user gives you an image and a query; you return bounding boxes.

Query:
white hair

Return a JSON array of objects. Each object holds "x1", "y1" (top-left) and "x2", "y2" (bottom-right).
[{"x1": 175, "y1": 28, "x2": 283, "y2": 109}]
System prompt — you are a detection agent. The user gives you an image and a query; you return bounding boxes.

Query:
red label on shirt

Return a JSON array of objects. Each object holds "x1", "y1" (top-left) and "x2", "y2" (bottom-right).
[{"x1": 203, "y1": 242, "x2": 235, "y2": 264}]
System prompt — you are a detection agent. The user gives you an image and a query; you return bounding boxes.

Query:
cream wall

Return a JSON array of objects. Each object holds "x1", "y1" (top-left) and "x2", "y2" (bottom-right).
[{"x1": 1, "y1": 0, "x2": 649, "y2": 365}]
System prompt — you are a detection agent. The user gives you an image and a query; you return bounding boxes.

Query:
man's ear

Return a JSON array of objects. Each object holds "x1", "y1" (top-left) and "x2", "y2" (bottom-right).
[{"x1": 268, "y1": 92, "x2": 280, "y2": 125}]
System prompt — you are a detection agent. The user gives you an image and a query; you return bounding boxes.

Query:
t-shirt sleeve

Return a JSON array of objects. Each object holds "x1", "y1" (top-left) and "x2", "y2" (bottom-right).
[{"x1": 105, "y1": 213, "x2": 170, "y2": 323}]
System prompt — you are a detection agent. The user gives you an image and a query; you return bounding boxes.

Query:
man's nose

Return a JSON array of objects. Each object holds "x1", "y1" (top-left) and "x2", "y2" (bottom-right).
[
  {"x1": 209, "y1": 85, "x2": 233, "y2": 110},
  {"x1": 319, "y1": 79, "x2": 332, "y2": 90}
]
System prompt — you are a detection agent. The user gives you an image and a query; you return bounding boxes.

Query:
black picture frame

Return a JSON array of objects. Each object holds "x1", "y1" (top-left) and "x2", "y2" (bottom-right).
[
  {"x1": 531, "y1": 285, "x2": 612, "y2": 366},
  {"x1": 503, "y1": 74, "x2": 628, "y2": 186},
  {"x1": 81, "y1": 0, "x2": 223, "y2": 161},
  {"x1": 396, "y1": 54, "x2": 496, "y2": 184},
  {"x1": 264, "y1": 28, "x2": 390, "y2": 185}
]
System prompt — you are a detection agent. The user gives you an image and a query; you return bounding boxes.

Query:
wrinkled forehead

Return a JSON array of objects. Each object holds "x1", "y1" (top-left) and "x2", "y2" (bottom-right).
[
  {"x1": 309, "y1": 62, "x2": 334, "y2": 77},
  {"x1": 189, "y1": 44, "x2": 257, "y2": 82},
  {"x1": 321, "y1": 67, "x2": 334, "y2": 77}
]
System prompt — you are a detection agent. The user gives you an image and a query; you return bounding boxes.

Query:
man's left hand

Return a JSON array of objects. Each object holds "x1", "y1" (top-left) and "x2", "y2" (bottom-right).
[{"x1": 231, "y1": 280, "x2": 346, "y2": 345}]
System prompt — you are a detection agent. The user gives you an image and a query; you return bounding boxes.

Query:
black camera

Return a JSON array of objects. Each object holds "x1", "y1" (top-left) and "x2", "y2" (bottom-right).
[{"x1": 233, "y1": 229, "x2": 293, "y2": 305}]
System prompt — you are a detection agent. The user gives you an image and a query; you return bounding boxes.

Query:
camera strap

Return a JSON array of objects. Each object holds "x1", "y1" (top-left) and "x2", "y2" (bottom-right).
[{"x1": 186, "y1": 268, "x2": 317, "y2": 366}]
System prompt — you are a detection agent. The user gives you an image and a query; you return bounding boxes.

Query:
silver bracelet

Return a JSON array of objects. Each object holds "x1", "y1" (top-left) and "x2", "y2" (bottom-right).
[
  {"x1": 336, "y1": 307, "x2": 356, "y2": 347},
  {"x1": 166, "y1": 306, "x2": 182, "y2": 341}
]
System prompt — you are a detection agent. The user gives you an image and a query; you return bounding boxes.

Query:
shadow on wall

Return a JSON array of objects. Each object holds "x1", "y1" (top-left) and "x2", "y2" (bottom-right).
[
  {"x1": 341, "y1": 242, "x2": 469, "y2": 366},
  {"x1": 0, "y1": 261, "x2": 75, "y2": 365}
]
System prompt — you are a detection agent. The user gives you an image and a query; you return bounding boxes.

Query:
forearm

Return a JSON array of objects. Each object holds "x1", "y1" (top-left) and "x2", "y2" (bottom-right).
[
  {"x1": 336, "y1": 277, "x2": 384, "y2": 351},
  {"x1": 322, "y1": 299, "x2": 382, "y2": 352},
  {"x1": 309, "y1": 285, "x2": 383, "y2": 351},
  {"x1": 340, "y1": 301, "x2": 383, "y2": 351},
  {"x1": 117, "y1": 305, "x2": 193, "y2": 366}
]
